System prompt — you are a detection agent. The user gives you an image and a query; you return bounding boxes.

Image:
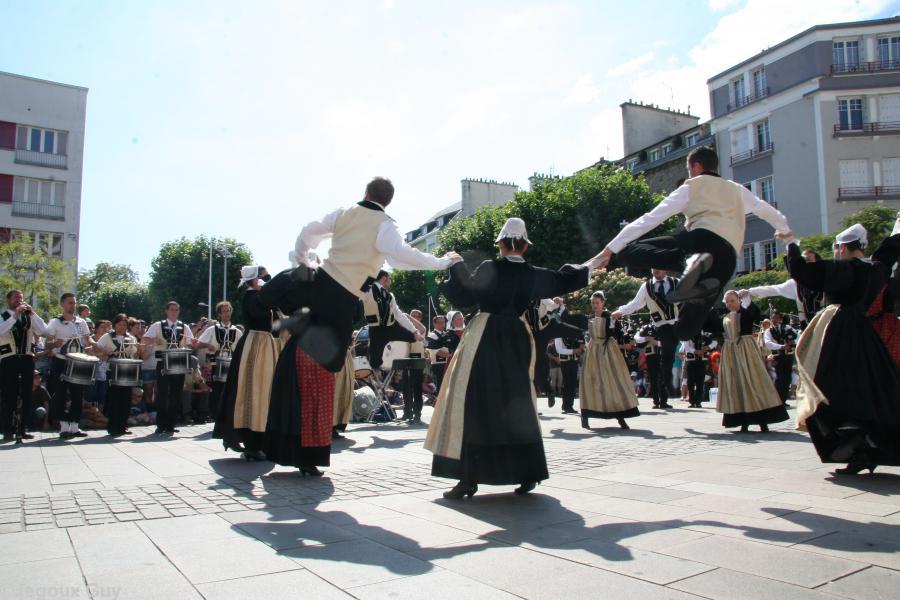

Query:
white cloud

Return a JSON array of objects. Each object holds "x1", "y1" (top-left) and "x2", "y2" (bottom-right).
[
  {"x1": 564, "y1": 73, "x2": 604, "y2": 105},
  {"x1": 607, "y1": 51, "x2": 655, "y2": 78},
  {"x1": 709, "y1": 0, "x2": 743, "y2": 11}
]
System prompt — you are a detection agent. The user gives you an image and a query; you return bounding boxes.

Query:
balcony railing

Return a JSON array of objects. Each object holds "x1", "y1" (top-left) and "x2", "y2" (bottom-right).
[
  {"x1": 833, "y1": 121, "x2": 900, "y2": 136},
  {"x1": 730, "y1": 142, "x2": 774, "y2": 166},
  {"x1": 11, "y1": 201, "x2": 66, "y2": 220},
  {"x1": 837, "y1": 186, "x2": 900, "y2": 200},
  {"x1": 831, "y1": 59, "x2": 900, "y2": 74},
  {"x1": 725, "y1": 87, "x2": 770, "y2": 113},
  {"x1": 14, "y1": 149, "x2": 67, "y2": 169}
]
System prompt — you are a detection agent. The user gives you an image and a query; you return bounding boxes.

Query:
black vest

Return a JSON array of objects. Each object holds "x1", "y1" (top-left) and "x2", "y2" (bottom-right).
[
  {"x1": 160, "y1": 320, "x2": 185, "y2": 346},
  {"x1": 646, "y1": 278, "x2": 677, "y2": 321}
]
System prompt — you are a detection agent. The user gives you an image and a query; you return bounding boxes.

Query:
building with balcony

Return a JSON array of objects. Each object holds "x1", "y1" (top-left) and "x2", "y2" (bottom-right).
[
  {"x1": 404, "y1": 178, "x2": 518, "y2": 252},
  {"x1": 0, "y1": 71, "x2": 88, "y2": 277},
  {"x1": 708, "y1": 16, "x2": 900, "y2": 273}
]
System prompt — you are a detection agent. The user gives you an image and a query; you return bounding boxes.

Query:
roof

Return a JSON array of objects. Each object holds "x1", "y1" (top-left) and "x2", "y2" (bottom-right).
[
  {"x1": 707, "y1": 16, "x2": 900, "y2": 83},
  {"x1": 0, "y1": 70, "x2": 89, "y2": 92},
  {"x1": 622, "y1": 122, "x2": 710, "y2": 160},
  {"x1": 426, "y1": 201, "x2": 461, "y2": 222}
]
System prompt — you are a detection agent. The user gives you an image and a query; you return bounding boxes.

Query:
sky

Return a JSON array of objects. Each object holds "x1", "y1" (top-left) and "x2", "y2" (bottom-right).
[{"x1": 2, "y1": 0, "x2": 898, "y2": 281}]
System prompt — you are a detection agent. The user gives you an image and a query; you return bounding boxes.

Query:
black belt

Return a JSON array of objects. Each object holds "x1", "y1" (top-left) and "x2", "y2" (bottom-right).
[
  {"x1": 779, "y1": 348, "x2": 795, "y2": 356},
  {"x1": 559, "y1": 354, "x2": 576, "y2": 361}
]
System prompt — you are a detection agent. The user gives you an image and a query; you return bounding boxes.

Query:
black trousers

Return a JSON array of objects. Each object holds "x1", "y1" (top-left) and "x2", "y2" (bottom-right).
[
  {"x1": 106, "y1": 384, "x2": 131, "y2": 434},
  {"x1": 560, "y1": 359, "x2": 579, "y2": 411},
  {"x1": 685, "y1": 359, "x2": 706, "y2": 406},
  {"x1": 656, "y1": 324, "x2": 677, "y2": 401},
  {"x1": 773, "y1": 354, "x2": 794, "y2": 403},
  {"x1": 533, "y1": 321, "x2": 584, "y2": 397},
  {"x1": 402, "y1": 368, "x2": 424, "y2": 418},
  {"x1": 645, "y1": 353, "x2": 664, "y2": 406},
  {"x1": 368, "y1": 324, "x2": 416, "y2": 371},
  {"x1": 206, "y1": 380, "x2": 225, "y2": 420},
  {"x1": 431, "y1": 362, "x2": 447, "y2": 391},
  {"x1": 50, "y1": 359, "x2": 84, "y2": 427},
  {"x1": 0, "y1": 355, "x2": 34, "y2": 435},
  {"x1": 155, "y1": 368, "x2": 185, "y2": 431},
  {"x1": 301, "y1": 269, "x2": 365, "y2": 373},
  {"x1": 612, "y1": 228, "x2": 737, "y2": 340}
]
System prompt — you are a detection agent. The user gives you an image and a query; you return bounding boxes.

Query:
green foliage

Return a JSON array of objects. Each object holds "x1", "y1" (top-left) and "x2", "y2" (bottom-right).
[
  {"x1": 389, "y1": 270, "x2": 447, "y2": 318},
  {"x1": 840, "y1": 205, "x2": 897, "y2": 250},
  {"x1": 90, "y1": 281, "x2": 153, "y2": 322},
  {"x1": 0, "y1": 233, "x2": 74, "y2": 317},
  {"x1": 796, "y1": 233, "x2": 834, "y2": 260},
  {"x1": 436, "y1": 166, "x2": 665, "y2": 272},
  {"x1": 77, "y1": 262, "x2": 140, "y2": 308},
  {"x1": 148, "y1": 236, "x2": 253, "y2": 324},
  {"x1": 566, "y1": 269, "x2": 644, "y2": 315},
  {"x1": 732, "y1": 269, "x2": 795, "y2": 316}
]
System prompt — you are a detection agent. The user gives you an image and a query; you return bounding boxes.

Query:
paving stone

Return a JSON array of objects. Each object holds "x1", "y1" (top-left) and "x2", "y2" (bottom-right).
[{"x1": 670, "y1": 567, "x2": 845, "y2": 599}]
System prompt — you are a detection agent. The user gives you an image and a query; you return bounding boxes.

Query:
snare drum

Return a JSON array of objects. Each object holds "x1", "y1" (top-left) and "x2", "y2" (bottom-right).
[
  {"x1": 381, "y1": 341, "x2": 409, "y2": 370},
  {"x1": 212, "y1": 357, "x2": 232, "y2": 382},
  {"x1": 108, "y1": 358, "x2": 142, "y2": 387},
  {"x1": 352, "y1": 356, "x2": 372, "y2": 379},
  {"x1": 160, "y1": 348, "x2": 192, "y2": 376},
  {"x1": 61, "y1": 352, "x2": 99, "y2": 386}
]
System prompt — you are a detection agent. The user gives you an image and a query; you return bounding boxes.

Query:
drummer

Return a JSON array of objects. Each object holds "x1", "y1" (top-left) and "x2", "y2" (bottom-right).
[
  {"x1": 93, "y1": 314, "x2": 138, "y2": 436},
  {"x1": 44, "y1": 293, "x2": 93, "y2": 440},
  {"x1": 142, "y1": 301, "x2": 197, "y2": 436},
  {"x1": 196, "y1": 301, "x2": 242, "y2": 421}
]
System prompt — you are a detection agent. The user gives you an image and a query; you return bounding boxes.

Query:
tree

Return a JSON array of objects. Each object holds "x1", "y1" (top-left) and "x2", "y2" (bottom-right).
[
  {"x1": 90, "y1": 281, "x2": 153, "y2": 322},
  {"x1": 732, "y1": 269, "x2": 795, "y2": 317},
  {"x1": 0, "y1": 233, "x2": 74, "y2": 317},
  {"x1": 566, "y1": 269, "x2": 644, "y2": 315},
  {"x1": 437, "y1": 166, "x2": 666, "y2": 273},
  {"x1": 389, "y1": 270, "x2": 447, "y2": 320},
  {"x1": 77, "y1": 262, "x2": 140, "y2": 308},
  {"x1": 148, "y1": 236, "x2": 253, "y2": 324},
  {"x1": 841, "y1": 205, "x2": 898, "y2": 251}
]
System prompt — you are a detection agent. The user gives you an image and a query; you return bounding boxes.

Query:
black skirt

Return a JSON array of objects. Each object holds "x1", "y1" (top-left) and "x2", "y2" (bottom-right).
[
  {"x1": 721, "y1": 404, "x2": 789, "y2": 428},
  {"x1": 804, "y1": 307, "x2": 900, "y2": 464},
  {"x1": 582, "y1": 406, "x2": 641, "y2": 420},
  {"x1": 212, "y1": 334, "x2": 264, "y2": 452},
  {"x1": 431, "y1": 314, "x2": 548, "y2": 485}
]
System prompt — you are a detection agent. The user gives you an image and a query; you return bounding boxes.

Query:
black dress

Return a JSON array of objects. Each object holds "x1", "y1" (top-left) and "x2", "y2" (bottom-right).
[
  {"x1": 788, "y1": 240, "x2": 900, "y2": 465},
  {"x1": 425, "y1": 257, "x2": 587, "y2": 485}
]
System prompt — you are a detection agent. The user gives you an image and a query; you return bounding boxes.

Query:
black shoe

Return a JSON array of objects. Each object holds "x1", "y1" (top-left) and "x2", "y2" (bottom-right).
[
  {"x1": 299, "y1": 465, "x2": 324, "y2": 477},
  {"x1": 72, "y1": 431, "x2": 88, "y2": 437},
  {"x1": 548, "y1": 397, "x2": 556, "y2": 408},
  {"x1": 581, "y1": 415, "x2": 589, "y2": 429},
  {"x1": 739, "y1": 425, "x2": 749, "y2": 433},
  {"x1": 224, "y1": 441, "x2": 244, "y2": 453},
  {"x1": 21, "y1": 433, "x2": 34, "y2": 440},
  {"x1": 59, "y1": 432, "x2": 73, "y2": 440},
  {"x1": 514, "y1": 481, "x2": 537, "y2": 495},
  {"x1": 835, "y1": 456, "x2": 877, "y2": 475},
  {"x1": 242, "y1": 450, "x2": 266, "y2": 461},
  {"x1": 412, "y1": 416, "x2": 422, "y2": 424},
  {"x1": 660, "y1": 403, "x2": 672, "y2": 409},
  {"x1": 831, "y1": 433, "x2": 864, "y2": 462},
  {"x1": 667, "y1": 254, "x2": 713, "y2": 303},
  {"x1": 618, "y1": 418, "x2": 630, "y2": 430},
  {"x1": 332, "y1": 429, "x2": 345, "y2": 440},
  {"x1": 443, "y1": 481, "x2": 477, "y2": 499},
  {"x1": 652, "y1": 403, "x2": 660, "y2": 409},
  {"x1": 759, "y1": 424, "x2": 769, "y2": 432}
]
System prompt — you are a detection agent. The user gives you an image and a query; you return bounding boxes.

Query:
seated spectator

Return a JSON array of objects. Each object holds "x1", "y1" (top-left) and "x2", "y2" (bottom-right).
[
  {"x1": 127, "y1": 387, "x2": 156, "y2": 426},
  {"x1": 81, "y1": 398, "x2": 108, "y2": 430},
  {"x1": 181, "y1": 355, "x2": 210, "y2": 425},
  {"x1": 31, "y1": 370, "x2": 51, "y2": 431},
  {"x1": 384, "y1": 370, "x2": 404, "y2": 406},
  {"x1": 422, "y1": 373, "x2": 437, "y2": 406}
]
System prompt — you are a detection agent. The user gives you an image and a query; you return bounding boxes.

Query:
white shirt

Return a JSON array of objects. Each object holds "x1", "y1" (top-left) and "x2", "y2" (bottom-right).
[
  {"x1": 607, "y1": 180, "x2": 791, "y2": 253},
  {"x1": 197, "y1": 322, "x2": 243, "y2": 352},
  {"x1": 44, "y1": 316, "x2": 91, "y2": 358},
  {"x1": 0, "y1": 309, "x2": 48, "y2": 337},
  {"x1": 372, "y1": 284, "x2": 419, "y2": 335},
  {"x1": 682, "y1": 338, "x2": 717, "y2": 354},
  {"x1": 892, "y1": 216, "x2": 900, "y2": 237},
  {"x1": 617, "y1": 278, "x2": 677, "y2": 326},
  {"x1": 746, "y1": 278, "x2": 810, "y2": 318},
  {"x1": 292, "y1": 209, "x2": 452, "y2": 271},
  {"x1": 633, "y1": 330, "x2": 660, "y2": 346},
  {"x1": 97, "y1": 332, "x2": 139, "y2": 358},
  {"x1": 143, "y1": 319, "x2": 194, "y2": 348},
  {"x1": 554, "y1": 338, "x2": 575, "y2": 356},
  {"x1": 763, "y1": 328, "x2": 785, "y2": 351}
]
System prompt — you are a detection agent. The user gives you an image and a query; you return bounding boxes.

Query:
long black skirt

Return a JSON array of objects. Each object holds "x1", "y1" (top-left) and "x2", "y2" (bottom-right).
[
  {"x1": 722, "y1": 405, "x2": 790, "y2": 428},
  {"x1": 212, "y1": 335, "x2": 264, "y2": 452},
  {"x1": 432, "y1": 314, "x2": 548, "y2": 485},
  {"x1": 262, "y1": 335, "x2": 332, "y2": 467},
  {"x1": 804, "y1": 307, "x2": 900, "y2": 465}
]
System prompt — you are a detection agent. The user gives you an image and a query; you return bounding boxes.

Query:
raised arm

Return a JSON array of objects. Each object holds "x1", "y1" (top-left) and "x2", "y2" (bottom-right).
[
  {"x1": 872, "y1": 233, "x2": 900, "y2": 270},
  {"x1": 531, "y1": 264, "x2": 590, "y2": 300},
  {"x1": 440, "y1": 261, "x2": 491, "y2": 308},
  {"x1": 615, "y1": 284, "x2": 648, "y2": 317},
  {"x1": 747, "y1": 278, "x2": 797, "y2": 301},
  {"x1": 786, "y1": 243, "x2": 854, "y2": 293},
  {"x1": 739, "y1": 186, "x2": 792, "y2": 238},
  {"x1": 607, "y1": 184, "x2": 690, "y2": 254},
  {"x1": 376, "y1": 221, "x2": 454, "y2": 271},
  {"x1": 290, "y1": 209, "x2": 341, "y2": 267}
]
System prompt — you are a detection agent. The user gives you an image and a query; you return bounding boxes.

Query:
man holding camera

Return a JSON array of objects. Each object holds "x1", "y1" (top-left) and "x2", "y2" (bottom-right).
[{"x1": 0, "y1": 290, "x2": 49, "y2": 440}]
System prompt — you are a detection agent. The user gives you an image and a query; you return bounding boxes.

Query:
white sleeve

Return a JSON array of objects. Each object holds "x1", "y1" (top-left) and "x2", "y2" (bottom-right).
[
  {"x1": 0, "y1": 316, "x2": 15, "y2": 337},
  {"x1": 98, "y1": 334, "x2": 115, "y2": 353},
  {"x1": 181, "y1": 325, "x2": 194, "y2": 345},
  {"x1": 391, "y1": 297, "x2": 418, "y2": 334},
  {"x1": 376, "y1": 220, "x2": 452, "y2": 271},
  {"x1": 708, "y1": 339, "x2": 718, "y2": 350},
  {"x1": 29, "y1": 313, "x2": 48, "y2": 336},
  {"x1": 607, "y1": 184, "x2": 690, "y2": 253},
  {"x1": 142, "y1": 322, "x2": 161, "y2": 342},
  {"x1": 233, "y1": 328, "x2": 243, "y2": 345},
  {"x1": 291, "y1": 209, "x2": 341, "y2": 267},
  {"x1": 739, "y1": 185, "x2": 790, "y2": 235},
  {"x1": 763, "y1": 328, "x2": 783, "y2": 351},
  {"x1": 617, "y1": 284, "x2": 649, "y2": 316},
  {"x1": 554, "y1": 338, "x2": 574, "y2": 356},
  {"x1": 634, "y1": 331, "x2": 647, "y2": 344},
  {"x1": 198, "y1": 326, "x2": 217, "y2": 350},
  {"x1": 748, "y1": 279, "x2": 797, "y2": 300},
  {"x1": 892, "y1": 216, "x2": 900, "y2": 236},
  {"x1": 740, "y1": 295, "x2": 752, "y2": 309}
]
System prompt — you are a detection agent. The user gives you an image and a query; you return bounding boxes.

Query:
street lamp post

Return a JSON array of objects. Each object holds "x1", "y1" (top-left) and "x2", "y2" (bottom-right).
[
  {"x1": 221, "y1": 245, "x2": 233, "y2": 303},
  {"x1": 619, "y1": 220, "x2": 630, "y2": 275},
  {"x1": 207, "y1": 239, "x2": 214, "y2": 320}
]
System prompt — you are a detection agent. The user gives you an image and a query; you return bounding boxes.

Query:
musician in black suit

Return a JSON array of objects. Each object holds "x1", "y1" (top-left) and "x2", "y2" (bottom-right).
[
  {"x1": 763, "y1": 311, "x2": 798, "y2": 405},
  {"x1": 0, "y1": 290, "x2": 48, "y2": 440},
  {"x1": 551, "y1": 298, "x2": 588, "y2": 414},
  {"x1": 525, "y1": 297, "x2": 585, "y2": 408},
  {"x1": 364, "y1": 271, "x2": 422, "y2": 370}
]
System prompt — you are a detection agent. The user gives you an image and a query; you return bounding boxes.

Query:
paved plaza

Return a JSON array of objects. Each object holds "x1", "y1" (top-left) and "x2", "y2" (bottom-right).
[{"x1": 1, "y1": 398, "x2": 898, "y2": 599}]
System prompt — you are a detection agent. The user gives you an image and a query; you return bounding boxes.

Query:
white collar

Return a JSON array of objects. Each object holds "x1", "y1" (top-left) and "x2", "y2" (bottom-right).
[{"x1": 504, "y1": 255, "x2": 526, "y2": 263}]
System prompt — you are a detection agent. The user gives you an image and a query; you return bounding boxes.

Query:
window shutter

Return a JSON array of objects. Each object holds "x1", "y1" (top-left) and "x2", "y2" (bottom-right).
[
  {"x1": 16, "y1": 127, "x2": 27, "y2": 150},
  {"x1": 0, "y1": 174, "x2": 12, "y2": 203},
  {"x1": 0, "y1": 122, "x2": 15, "y2": 150},
  {"x1": 57, "y1": 131, "x2": 68, "y2": 156},
  {"x1": 0, "y1": 228, "x2": 9, "y2": 243}
]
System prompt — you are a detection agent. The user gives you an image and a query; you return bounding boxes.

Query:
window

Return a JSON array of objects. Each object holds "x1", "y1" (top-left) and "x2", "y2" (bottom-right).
[
  {"x1": 838, "y1": 98, "x2": 864, "y2": 130},
  {"x1": 877, "y1": 35, "x2": 900, "y2": 67},
  {"x1": 649, "y1": 148, "x2": 660, "y2": 162},
  {"x1": 839, "y1": 159, "x2": 870, "y2": 189},
  {"x1": 763, "y1": 241, "x2": 777, "y2": 270},
  {"x1": 662, "y1": 143, "x2": 673, "y2": 156},
  {"x1": 882, "y1": 157, "x2": 900, "y2": 187},
  {"x1": 742, "y1": 245, "x2": 756, "y2": 272},
  {"x1": 12, "y1": 177, "x2": 65, "y2": 205},
  {"x1": 15, "y1": 126, "x2": 67, "y2": 155},
  {"x1": 626, "y1": 158, "x2": 639, "y2": 171},
  {"x1": 685, "y1": 132, "x2": 700, "y2": 146},
  {"x1": 743, "y1": 182, "x2": 752, "y2": 191},
  {"x1": 752, "y1": 67, "x2": 766, "y2": 97},
  {"x1": 833, "y1": 39, "x2": 860, "y2": 68},
  {"x1": 11, "y1": 230, "x2": 64, "y2": 258},
  {"x1": 758, "y1": 176, "x2": 775, "y2": 205},
  {"x1": 755, "y1": 119, "x2": 771, "y2": 151},
  {"x1": 732, "y1": 77, "x2": 746, "y2": 104}
]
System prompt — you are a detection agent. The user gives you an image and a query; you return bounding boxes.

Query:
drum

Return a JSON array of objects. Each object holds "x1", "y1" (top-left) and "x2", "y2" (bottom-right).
[
  {"x1": 212, "y1": 357, "x2": 231, "y2": 382},
  {"x1": 108, "y1": 358, "x2": 142, "y2": 387},
  {"x1": 60, "y1": 352, "x2": 99, "y2": 386},
  {"x1": 161, "y1": 348, "x2": 192, "y2": 375},
  {"x1": 381, "y1": 341, "x2": 409, "y2": 370},
  {"x1": 351, "y1": 386, "x2": 378, "y2": 422},
  {"x1": 353, "y1": 356, "x2": 372, "y2": 379}
]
